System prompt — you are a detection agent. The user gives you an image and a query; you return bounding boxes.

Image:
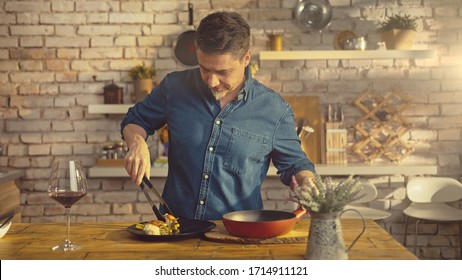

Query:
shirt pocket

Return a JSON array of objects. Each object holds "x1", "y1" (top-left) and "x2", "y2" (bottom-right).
[{"x1": 223, "y1": 127, "x2": 269, "y2": 174}]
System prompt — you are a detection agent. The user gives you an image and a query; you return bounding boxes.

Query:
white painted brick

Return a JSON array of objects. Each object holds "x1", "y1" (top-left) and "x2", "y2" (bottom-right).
[
  {"x1": 78, "y1": 25, "x2": 121, "y2": 36},
  {"x1": 74, "y1": 204, "x2": 112, "y2": 215},
  {"x1": 282, "y1": 81, "x2": 303, "y2": 93},
  {"x1": 442, "y1": 80, "x2": 462, "y2": 91},
  {"x1": 9, "y1": 157, "x2": 30, "y2": 168},
  {"x1": 43, "y1": 132, "x2": 86, "y2": 143},
  {"x1": 20, "y1": 133, "x2": 42, "y2": 144},
  {"x1": 91, "y1": 37, "x2": 114, "y2": 47},
  {"x1": 73, "y1": 143, "x2": 95, "y2": 155},
  {"x1": 29, "y1": 144, "x2": 50, "y2": 156},
  {"x1": 438, "y1": 154, "x2": 461, "y2": 166},
  {"x1": 0, "y1": 61, "x2": 20, "y2": 71},
  {"x1": 74, "y1": 119, "x2": 119, "y2": 132},
  {"x1": 18, "y1": 109, "x2": 40, "y2": 119},
  {"x1": 56, "y1": 72, "x2": 78, "y2": 82},
  {"x1": 10, "y1": 96, "x2": 54, "y2": 108},
  {"x1": 41, "y1": 13, "x2": 85, "y2": 24},
  {"x1": 69, "y1": 108, "x2": 85, "y2": 120},
  {"x1": 150, "y1": 24, "x2": 184, "y2": 35},
  {"x1": 10, "y1": 72, "x2": 54, "y2": 83},
  {"x1": 5, "y1": 1, "x2": 50, "y2": 12},
  {"x1": 86, "y1": 132, "x2": 109, "y2": 143},
  {"x1": 124, "y1": 48, "x2": 147, "y2": 59},
  {"x1": 155, "y1": 13, "x2": 178, "y2": 24},
  {"x1": 87, "y1": 13, "x2": 109, "y2": 24},
  {"x1": 20, "y1": 37, "x2": 43, "y2": 47},
  {"x1": 52, "y1": 121, "x2": 74, "y2": 131},
  {"x1": 81, "y1": 48, "x2": 123, "y2": 59},
  {"x1": 76, "y1": 1, "x2": 112, "y2": 12},
  {"x1": 110, "y1": 13, "x2": 153, "y2": 24},
  {"x1": 19, "y1": 84, "x2": 41, "y2": 95},
  {"x1": 6, "y1": 120, "x2": 51, "y2": 132},
  {"x1": 39, "y1": 84, "x2": 58, "y2": 95},
  {"x1": 144, "y1": 1, "x2": 181, "y2": 12},
  {"x1": 121, "y1": 1, "x2": 142, "y2": 12},
  {"x1": 367, "y1": 68, "x2": 406, "y2": 79},
  {"x1": 276, "y1": 68, "x2": 297, "y2": 80},
  {"x1": 0, "y1": 13, "x2": 16, "y2": 24},
  {"x1": 3, "y1": 109, "x2": 18, "y2": 119},
  {"x1": 0, "y1": 38, "x2": 19, "y2": 47},
  {"x1": 102, "y1": 179, "x2": 124, "y2": 191},
  {"x1": 16, "y1": 13, "x2": 39, "y2": 24},
  {"x1": 57, "y1": 48, "x2": 79, "y2": 59},
  {"x1": 55, "y1": 26, "x2": 76, "y2": 37},
  {"x1": 46, "y1": 37, "x2": 89, "y2": 47},
  {"x1": 137, "y1": 36, "x2": 163, "y2": 47},
  {"x1": 320, "y1": 69, "x2": 340, "y2": 80},
  {"x1": 114, "y1": 36, "x2": 136, "y2": 47},
  {"x1": 51, "y1": 144, "x2": 72, "y2": 155},
  {"x1": 297, "y1": 68, "x2": 318, "y2": 81},
  {"x1": 60, "y1": 83, "x2": 102, "y2": 95},
  {"x1": 441, "y1": 104, "x2": 462, "y2": 116},
  {"x1": 0, "y1": 49, "x2": 8, "y2": 59},
  {"x1": 51, "y1": 1, "x2": 75, "y2": 12},
  {"x1": 7, "y1": 144, "x2": 27, "y2": 156},
  {"x1": 10, "y1": 25, "x2": 54, "y2": 36},
  {"x1": 439, "y1": 129, "x2": 461, "y2": 141}
]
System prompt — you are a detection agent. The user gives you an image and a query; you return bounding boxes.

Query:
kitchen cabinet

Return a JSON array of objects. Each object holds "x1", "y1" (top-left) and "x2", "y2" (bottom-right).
[{"x1": 259, "y1": 50, "x2": 436, "y2": 60}]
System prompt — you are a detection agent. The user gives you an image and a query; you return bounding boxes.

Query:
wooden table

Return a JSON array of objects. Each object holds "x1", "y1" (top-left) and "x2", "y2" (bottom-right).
[{"x1": 0, "y1": 219, "x2": 417, "y2": 260}]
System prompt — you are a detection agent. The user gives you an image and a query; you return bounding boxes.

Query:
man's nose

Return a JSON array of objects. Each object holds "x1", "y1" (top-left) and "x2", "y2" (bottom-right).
[{"x1": 207, "y1": 74, "x2": 220, "y2": 88}]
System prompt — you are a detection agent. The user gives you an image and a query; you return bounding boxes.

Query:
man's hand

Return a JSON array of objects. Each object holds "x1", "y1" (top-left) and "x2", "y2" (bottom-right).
[
  {"x1": 291, "y1": 170, "x2": 315, "y2": 191},
  {"x1": 123, "y1": 124, "x2": 151, "y2": 185}
]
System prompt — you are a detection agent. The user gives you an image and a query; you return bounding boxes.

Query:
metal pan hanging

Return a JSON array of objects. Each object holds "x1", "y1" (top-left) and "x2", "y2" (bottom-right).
[
  {"x1": 172, "y1": 2, "x2": 198, "y2": 66},
  {"x1": 294, "y1": 0, "x2": 333, "y2": 33}
]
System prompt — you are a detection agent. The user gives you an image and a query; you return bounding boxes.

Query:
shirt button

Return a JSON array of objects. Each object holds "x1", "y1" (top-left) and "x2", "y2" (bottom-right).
[
  {"x1": 215, "y1": 119, "x2": 221, "y2": 125},
  {"x1": 209, "y1": 146, "x2": 214, "y2": 152},
  {"x1": 204, "y1": 174, "x2": 209, "y2": 179},
  {"x1": 199, "y1": 200, "x2": 205, "y2": 205}
]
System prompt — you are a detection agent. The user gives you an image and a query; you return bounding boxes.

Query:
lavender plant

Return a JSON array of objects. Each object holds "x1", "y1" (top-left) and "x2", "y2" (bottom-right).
[{"x1": 290, "y1": 174, "x2": 363, "y2": 213}]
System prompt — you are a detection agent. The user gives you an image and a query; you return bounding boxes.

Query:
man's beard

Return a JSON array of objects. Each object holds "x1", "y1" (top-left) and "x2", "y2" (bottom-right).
[{"x1": 211, "y1": 90, "x2": 229, "y2": 101}]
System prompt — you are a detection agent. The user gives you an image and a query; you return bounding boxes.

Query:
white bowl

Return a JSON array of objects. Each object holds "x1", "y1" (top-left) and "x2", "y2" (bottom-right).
[{"x1": 0, "y1": 221, "x2": 12, "y2": 239}]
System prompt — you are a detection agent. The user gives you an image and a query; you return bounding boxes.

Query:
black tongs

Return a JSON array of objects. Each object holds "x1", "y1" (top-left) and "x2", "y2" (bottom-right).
[{"x1": 140, "y1": 176, "x2": 173, "y2": 222}]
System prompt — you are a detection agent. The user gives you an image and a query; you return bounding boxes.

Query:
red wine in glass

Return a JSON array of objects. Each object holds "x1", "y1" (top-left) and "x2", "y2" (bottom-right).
[
  {"x1": 49, "y1": 191, "x2": 87, "y2": 209},
  {"x1": 48, "y1": 159, "x2": 88, "y2": 251}
]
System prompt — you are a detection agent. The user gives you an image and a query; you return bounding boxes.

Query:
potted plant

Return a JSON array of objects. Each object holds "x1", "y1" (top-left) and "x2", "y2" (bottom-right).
[
  {"x1": 129, "y1": 64, "x2": 156, "y2": 102},
  {"x1": 377, "y1": 14, "x2": 418, "y2": 50}
]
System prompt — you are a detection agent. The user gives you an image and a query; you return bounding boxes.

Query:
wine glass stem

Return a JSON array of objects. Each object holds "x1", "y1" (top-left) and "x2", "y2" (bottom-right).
[{"x1": 65, "y1": 207, "x2": 71, "y2": 243}]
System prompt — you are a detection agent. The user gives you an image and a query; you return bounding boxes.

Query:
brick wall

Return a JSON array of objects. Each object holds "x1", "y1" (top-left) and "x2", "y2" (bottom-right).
[{"x1": 1, "y1": 0, "x2": 462, "y2": 260}]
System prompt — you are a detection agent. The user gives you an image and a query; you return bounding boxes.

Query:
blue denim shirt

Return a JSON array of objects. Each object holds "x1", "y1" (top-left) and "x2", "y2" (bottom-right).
[{"x1": 121, "y1": 67, "x2": 316, "y2": 220}]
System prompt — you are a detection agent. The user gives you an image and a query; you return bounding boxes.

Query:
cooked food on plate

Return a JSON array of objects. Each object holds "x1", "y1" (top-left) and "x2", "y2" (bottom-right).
[{"x1": 136, "y1": 214, "x2": 180, "y2": 235}]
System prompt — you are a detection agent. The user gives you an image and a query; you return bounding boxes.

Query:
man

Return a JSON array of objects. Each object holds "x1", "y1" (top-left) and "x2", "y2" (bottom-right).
[{"x1": 121, "y1": 11, "x2": 315, "y2": 220}]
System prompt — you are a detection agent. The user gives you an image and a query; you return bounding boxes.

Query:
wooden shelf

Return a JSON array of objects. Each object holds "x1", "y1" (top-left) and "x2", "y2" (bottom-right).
[
  {"x1": 259, "y1": 50, "x2": 436, "y2": 60},
  {"x1": 88, "y1": 104, "x2": 133, "y2": 114},
  {"x1": 88, "y1": 163, "x2": 437, "y2": 178}
]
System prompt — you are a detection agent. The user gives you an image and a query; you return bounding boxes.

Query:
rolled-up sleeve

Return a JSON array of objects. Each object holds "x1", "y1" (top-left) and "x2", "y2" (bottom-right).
[
  {"x1": 270, "y1": 103, "x2": 316, "y2": 186},
  {"x1": 120, "y1": 76, "x2": 169, "y2": 139}
]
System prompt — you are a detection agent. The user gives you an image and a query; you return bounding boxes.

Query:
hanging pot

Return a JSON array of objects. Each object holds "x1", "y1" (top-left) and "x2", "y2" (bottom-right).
[
  {"x1": 172, "y1": 2, "x2": 198, "y2": 66},
  {"x1": 294, "y1": 0, "x2": 333, "y2": 33}
]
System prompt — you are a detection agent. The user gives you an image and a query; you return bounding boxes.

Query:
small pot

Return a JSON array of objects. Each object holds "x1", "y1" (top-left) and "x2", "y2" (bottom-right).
[{"x1": 222, "y1": 208, "x2": 306, "y2": 238}]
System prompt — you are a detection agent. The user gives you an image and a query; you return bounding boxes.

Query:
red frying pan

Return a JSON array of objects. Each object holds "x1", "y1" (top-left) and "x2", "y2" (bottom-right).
[
  {"x1": 222, "y1": 208, "x2": 307, "y2": 238},
  {"x1": 173, "y1": 2, "x2": 198, "y2": 66}
]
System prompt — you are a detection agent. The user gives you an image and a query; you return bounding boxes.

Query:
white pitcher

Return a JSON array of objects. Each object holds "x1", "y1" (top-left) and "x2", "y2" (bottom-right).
[{"x1": 305, "y1": 209, "x2": 366, "y2": 260}]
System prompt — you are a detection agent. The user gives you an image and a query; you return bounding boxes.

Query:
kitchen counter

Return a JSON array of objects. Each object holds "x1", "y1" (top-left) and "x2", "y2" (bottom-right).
[
  {"x1": 88, "y1": 163, "x2": 437, "y2": 178},
  {"x1": 0, "y1": 219, "x2": 417, "y2": 260}
]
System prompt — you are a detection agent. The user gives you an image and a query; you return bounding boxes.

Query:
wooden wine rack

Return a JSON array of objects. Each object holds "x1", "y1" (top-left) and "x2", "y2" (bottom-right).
[{"x1": 351, "y1": 89, "x2": 414, "y2": 163}]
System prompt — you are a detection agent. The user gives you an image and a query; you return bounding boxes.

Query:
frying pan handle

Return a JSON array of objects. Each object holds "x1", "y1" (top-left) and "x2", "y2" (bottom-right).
[
  {"x1": 188, "y1": 2, "x2": 193, "y2": 26},
  {"x1": 293, "y1": 206, "x2": 307, "y2": 221}
]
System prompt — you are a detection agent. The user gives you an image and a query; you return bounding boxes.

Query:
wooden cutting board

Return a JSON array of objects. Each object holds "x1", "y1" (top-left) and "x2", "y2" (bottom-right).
[
  {"x1": 283, "y1": 96, "x2": 322, "y2": 163},
  {"x1": 204, "y1": 222, "x2": 308, "y2": 244}
]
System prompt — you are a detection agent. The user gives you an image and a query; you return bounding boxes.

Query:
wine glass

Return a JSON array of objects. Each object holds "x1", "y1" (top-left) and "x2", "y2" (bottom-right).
[{"x1": 48, "y1": 159, "x2": 88, "y2": 251}]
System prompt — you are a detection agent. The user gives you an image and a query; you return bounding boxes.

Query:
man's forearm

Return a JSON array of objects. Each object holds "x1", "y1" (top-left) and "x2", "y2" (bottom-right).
[{"x1": 123, "y1": 124, "x2": 147, "y2": 146}]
